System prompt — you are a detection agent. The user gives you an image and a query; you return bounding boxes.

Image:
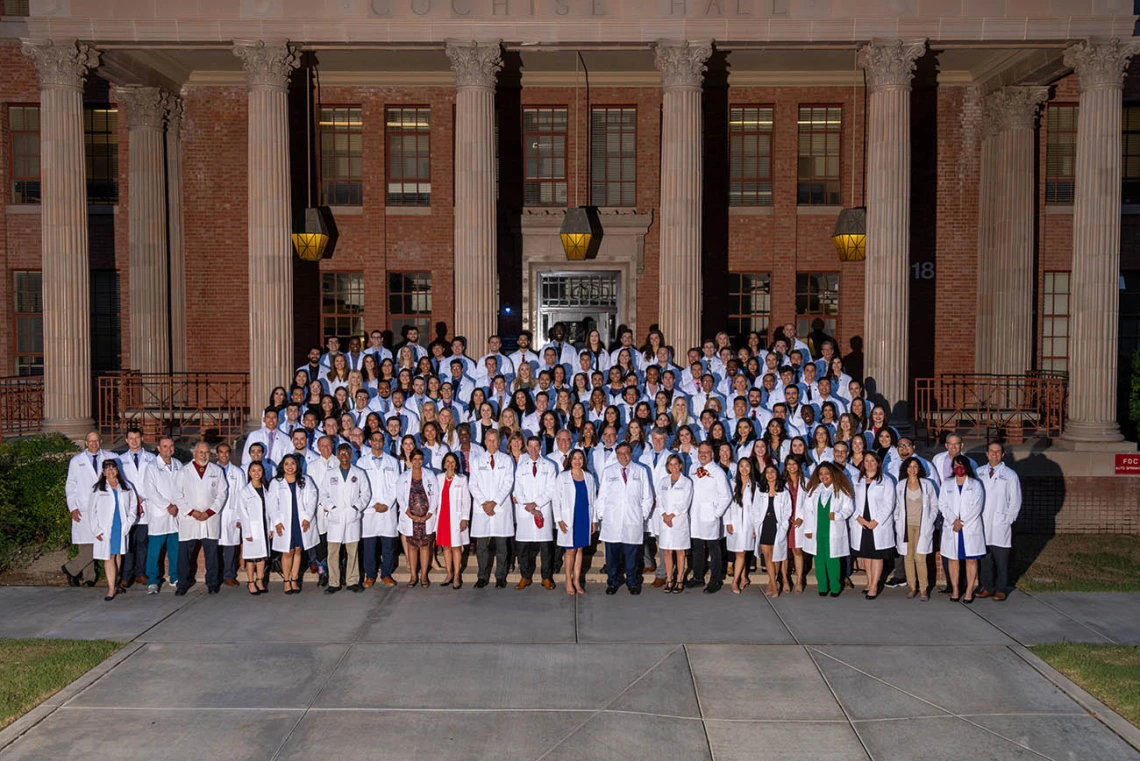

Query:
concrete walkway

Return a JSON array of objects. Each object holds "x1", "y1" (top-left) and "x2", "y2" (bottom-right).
[{"x1": 1, "y1": 584, "x2": 1138, "y2": 761}]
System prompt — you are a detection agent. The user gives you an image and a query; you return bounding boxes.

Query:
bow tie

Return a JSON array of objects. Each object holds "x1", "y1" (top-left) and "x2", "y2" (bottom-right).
[{"x1": 696, "y1": 467, "x2": 709, "y2": 478}]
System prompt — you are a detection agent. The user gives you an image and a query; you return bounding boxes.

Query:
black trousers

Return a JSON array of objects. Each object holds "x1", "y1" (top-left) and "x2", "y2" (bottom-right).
[
  {"x1": 979, "y1": 544, "x2": 1011, "y2": 594},
  {"x1": 475, "y1": 536, "x2": 511, "y2": 583},
  {"x1": 177, "y1": 537, "x2": 219, "y2": 592},
  {"x1": 222, "y1": 544, "x2": 241, "y2": 581},
  {"x1": 516, "y1": 540, "x2": 554, "y2": 581},
  {"x1": 691, "y1": 537, "x2": 722, "y2": 583},
  {"x1": 120, "y1": 523, "x2": 149, "y2": 582}
]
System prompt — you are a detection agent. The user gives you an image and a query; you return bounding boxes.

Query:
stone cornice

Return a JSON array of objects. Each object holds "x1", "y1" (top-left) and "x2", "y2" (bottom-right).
[
  {"x1": 1063, "y1": 38, "x2": 1140, "y2": 92},
  {"x1": 444, "y1": 39, "x2": 502, "y2": 90},
  {"x1": 857, "y1": 39, "x2": 926, "y2": 92},
  {"x1": 654, "y1": 39, "x2": 713, "y2": 90},
  {"x1": 20, "y1": 38, "x2": 99, "y2": 91},
  {"x1": 232, "y1": 40, "x2": 299, "y2": 91}
]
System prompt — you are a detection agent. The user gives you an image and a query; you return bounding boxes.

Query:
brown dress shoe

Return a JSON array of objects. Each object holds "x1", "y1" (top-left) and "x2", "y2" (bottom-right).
[
  {"x1": 651, "y1": 578, "x2": 667, "y2": 588},
  {"x1": 541, "y1": 579, "x2": 556, "y2": 590},
  {"x1": 516, "y1": 578, "x2": 532, "y2": 590},
  {"x1": 993, "y1": 591, "x2": 1007, "y2": 601},
  {"x1": 976, "y1": 589, "x2": 993, "y2": 599},
  {"x1": 224, "y1": 579, "x2": 239, "y2": 587},
  {"x1": 135, "y1": 575, "x2": 148, "y2": 585},
  {"x1": 380, "y1": 576, "x2": 396, "y2": 587},
  {"x1": 363, "y1": 578, "x2": 375, "y2": 588}
]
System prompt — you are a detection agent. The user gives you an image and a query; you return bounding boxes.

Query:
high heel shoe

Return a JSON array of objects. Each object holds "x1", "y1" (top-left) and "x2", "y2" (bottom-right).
[
  {"x1": 248, "y1": 582, "x2": 259, "y2": 596},
  {"x1": 420, "y1": 577, "x2": 431, "y2": 588},
  {"x1": 452, "y1": 578, "x2": 463, "y2": 590}
]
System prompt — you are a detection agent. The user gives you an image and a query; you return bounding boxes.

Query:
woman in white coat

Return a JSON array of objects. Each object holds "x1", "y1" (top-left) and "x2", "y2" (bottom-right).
[
  {"x1": 724, "y1": 456, "x2": 759, "y2": 594},
  {"x1": 395, "y1": 450, "x2": 438, "y2": 587},
  {"x1": 802, "y1": 462, "x2": 856, "y2": 597},
  {"x1": 90, "y1": 459, "x2": 136, "y2": 601},
  {"x1": 750, "y1": 463, "x2": 793, "y2": 598},
  {"x1": 268, "y1": 453, "x2": 320, "y2": 595},
  {"x1": 435, "y1": 452, "x2": 471, "y2": 590},
  {"x1": 895, "y1": 457, "x2": 939, "y2": 601},
  {"x1": 553, "y1": 449, "x2": 597, "y2": 595},
  {"x1": 939, "y1": 454, "x2": 986, "y2": 603},
  {"x1": 782, "y1": 456, "x2": 810, "y2": 595},
  {"x1": 654, "y1": 454, "x2": 693, "y2": 594},
  {"x1": 237, "y1": 462, "x2": 271, "y2": 595},
  {"x1": 850, "y1": 453, "x2": 897, "y2": 600}
]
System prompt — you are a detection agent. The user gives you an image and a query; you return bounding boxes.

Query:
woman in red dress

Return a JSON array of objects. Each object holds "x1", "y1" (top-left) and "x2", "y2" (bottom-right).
[{"x1": 435, "y1": 452, "x2": 471, "y2": 589}]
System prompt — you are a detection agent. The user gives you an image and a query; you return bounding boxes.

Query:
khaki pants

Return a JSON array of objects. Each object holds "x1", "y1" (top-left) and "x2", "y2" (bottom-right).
[
  {"x1": 64, "y1": 543, "x2": 95, "y2": 580},
  {"x1": 328, "y1": 540, "x2": 360, "y2": 588},
  {"x1": 903, "y1": 525, "x2": 928, "y2": 593}
]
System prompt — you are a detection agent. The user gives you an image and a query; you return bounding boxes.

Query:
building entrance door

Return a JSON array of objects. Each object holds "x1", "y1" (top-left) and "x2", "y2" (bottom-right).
[{"x1": 536, "y1": 271, "x2": 620, "y2": 347}]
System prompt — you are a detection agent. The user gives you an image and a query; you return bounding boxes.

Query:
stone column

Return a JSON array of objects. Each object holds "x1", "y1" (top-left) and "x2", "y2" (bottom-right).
[
  {"x1": 21, "y1": 39, "x2": 99, "y2": 437},
  {"x1": 655, "y1": 39, "x2": 712, "y2": 354},
  {"x1": 858, "y1": 39, "x2": 926, "y2": 425},
  {"x1": 1062, "y1": 38, "x2": 1140, "y2": 444},
  {"x1": 986, "y1": 87, "x2": 1049, "y2": 376},
  {"x1": 165, "y1": 95, "x2": 187, "y2": 374},
  {"x1": 447, "y1": 40, "x2": 501, "y2": 351},
  {"x1": 973, "y1": 116, "x2": 1000, "y2": 375},
  {"x1": 234, "y1": 41, "x2": 299, "y2": 420},
  {"x1": 115, "y1": 85, "x2": 171, "y2": 374}
]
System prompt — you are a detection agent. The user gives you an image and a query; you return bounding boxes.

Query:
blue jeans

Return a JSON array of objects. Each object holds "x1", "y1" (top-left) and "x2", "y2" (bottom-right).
[
  {"x1": 604, "y1": 541, "x2": 642, "y2": 590},
  {"x1": 145, "y1": 532, "x2": 180, "y2": 585},
  {"x1": 361, "y1": 535, "x2": 398, "y2": 580}
]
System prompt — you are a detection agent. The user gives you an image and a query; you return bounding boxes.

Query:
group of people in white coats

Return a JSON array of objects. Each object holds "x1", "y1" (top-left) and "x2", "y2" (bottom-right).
[{"x1": 61, "y1": 321, "x2": 1024, "y2": 602}]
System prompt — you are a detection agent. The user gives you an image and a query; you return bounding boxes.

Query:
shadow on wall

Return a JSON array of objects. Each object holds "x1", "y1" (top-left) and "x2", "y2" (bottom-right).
[{"x1": 1001, "y1": 441, "x2": 1066, "y2": 587}]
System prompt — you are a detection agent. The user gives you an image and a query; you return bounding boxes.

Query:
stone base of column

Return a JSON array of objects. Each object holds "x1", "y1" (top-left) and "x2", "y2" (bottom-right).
[
  {"x1": 42, "y1": 416, "x2": 96, "y2": 441},
  {"x1": 1056, "y1": 423, "x2": 1130, "y2": 451}
]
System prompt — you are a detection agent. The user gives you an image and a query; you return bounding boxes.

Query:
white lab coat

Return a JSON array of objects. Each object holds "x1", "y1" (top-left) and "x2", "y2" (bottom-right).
[
  {"x1": 358, "y1": 451, "x2": 401, "y2": 538},
  {"x1": 930, "y1": 452, "x2": 978, "y2": 483},
  {"x1": 687, "y1": 462, "x2": 732, "y2": 541},
  {"x1": 309, "y1": 455, "x2": 339, "y2": 534},
  {"x1": 787, "y1": 481, "x2": 810, "y2": 551},
  {"x1": 174, "y1": 462, "x2": 228, "y2": 541},
  {"x1": 552, "y1": 470, "x2": 598, "y2": 549},
  {"x1": 395, "y1": 469, "x2": 439, "y2": 536},
  {"x1": 939, "y1": 477, "x2": 987, "y2": 560},
  {"x1": 242, "y1": 427, "x2": 292, "y2": 465},
  {"x1": 748, "y1": 489, "x2": 794, "y2": 562},
  {"x1": 143, "y1": 457, "x2": 183, "y2": 536},
  {"x1": 237, "y1": 483, "x2": 270, "y2": 560},
  {"x1": 218, "y1": 464, "x2": 247, "y2": 547},
  {"x1": 850, "y1": 475, "x2": 898, "y2": 552},
  {"x1": 90, "y1": 486, "x2": 137, "y2": 560},
  {"x1": 267, "y1": 476, "x2": 320, "y2": 551},
  {"x1": 435, "y1": 472, "x2": 472, "y2": 546},
  {"x1": 320, "y1": 464, "x2": 372, "y2": 544},
  {"x1": 242, "y1": 457, "x2": 279, "y2": 481},
  {"x1": 65, "y1": 449, "x2": 116, "y2": 545},
  {"x1": 590, "y1": 445, "x2": 619, "y2": 477},
  {"x1": 894, "y1": 477, "x2": 939, "y2": 556},
  {"x1": 468, "y1": 450, "x2": 516, "y2": 538},
  {"x1": 725, "y1": 484, "x2": 759, "y2": 554},
  {"x1": 979, "y1": 462, "x2": 1022, "y2": 548},
  {"x1": 801, "y1": 485, "x2": 856, "y2": 558},
  {"x1": 418, "y1": 441, "x2": 451, "y2": 471},
  {"x1": 596, "y1": 462, "x2": 653, "y2": 545},
  {"x1": 118, "y1": 448, "x2": 155, "y2": 525},
  {"x1": 639, "y1": 448, "x2": 672, "y2": 493},
  {"x1": 654, "y1": 474, "x2": 693, "y2": 550},
  {"x1": 513, "y1": 455, "x2": 557, "y2": 542}
]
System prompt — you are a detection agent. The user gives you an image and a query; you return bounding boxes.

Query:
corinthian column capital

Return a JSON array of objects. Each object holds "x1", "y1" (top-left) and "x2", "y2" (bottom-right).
[
  {"x1": 984, "y1": 86, "x2": 1050, "y2": 134},
  {"x1": 654, "y1": 39, "x2": 713, "y2": 90},
  {"x1": 445, "y1": 40, "x2": 503, "y2": 90},
  {"x1": 164, "y1": 93, "x2": 185, "y2": 137},
  {"x1": 858, "y1": 39, "x2": 926, "y2": 92},
  {"x1": 114, "y1": 85, "x2": 169, "y2": 130},
  {"x1": 233, "y1": 40, "x2": 299, "y2": 91},
  {"x1": 1064, "y1": 38, "x2": 1140, "y2": 92},
  {"x1": 21, "y1": 39, "x2": 99, "y2": 91}
]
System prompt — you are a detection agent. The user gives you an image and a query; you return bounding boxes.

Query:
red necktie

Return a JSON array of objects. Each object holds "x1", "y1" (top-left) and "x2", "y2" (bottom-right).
[
  {"x1": 563, "y1": 456, "x2": 569, "y2": 469},
  {"x1": 532, "y1": 462, "x2": 537, "y2": 476},
  {"x1": 989, "y1": 467, "x2": 994, "y2": 477},
  {"x1": 622, "y1": 467, "x2": 627, "y2": 483},
  {"x1": 490, "y1": 455, "x2": 495, "y2": 470}
]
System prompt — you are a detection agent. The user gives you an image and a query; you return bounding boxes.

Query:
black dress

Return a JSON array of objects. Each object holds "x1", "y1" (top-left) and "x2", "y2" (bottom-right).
[
  {"x1": 759, "y1": 495, "x2": 778, "y2": 545},
  {"x1": 857, "y1": 486, "x2": 889, "y2": 560}
]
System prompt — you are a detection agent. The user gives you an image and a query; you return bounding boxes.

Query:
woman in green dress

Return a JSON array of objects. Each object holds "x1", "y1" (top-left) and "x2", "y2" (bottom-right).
[{"x1": 802, "y1": 462, "x2": 856, "y2": 597}]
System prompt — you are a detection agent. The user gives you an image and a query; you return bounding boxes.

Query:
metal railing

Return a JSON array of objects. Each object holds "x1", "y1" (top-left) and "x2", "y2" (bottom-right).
[
  {"x1": 0, "y1": 375, "x2": 44, "y2": 436},
  {"x1": 913, "y1": 372, "x2": 1067, "y2": 443},
  {"x1": 97, "y1": 372, "x2": 249, "y2": 443}
]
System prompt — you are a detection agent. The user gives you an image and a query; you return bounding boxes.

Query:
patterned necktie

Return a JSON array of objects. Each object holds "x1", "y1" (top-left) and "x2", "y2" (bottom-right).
[
  {"x1": 622, "y1": 467, "x2": 627, "y2": 484},
  {"x1": 989, "y1": 467, "x2": 994, "y2": 477}
]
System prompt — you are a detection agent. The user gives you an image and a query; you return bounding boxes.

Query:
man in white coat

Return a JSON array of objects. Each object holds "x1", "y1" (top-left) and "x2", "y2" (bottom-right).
[
  {"x1": 359, "y1": 431, "x2": 402, "y2": 587},
  {"x1": 307, "y1": 436, "x2": 339, "y2": 587},
  {"x1": 596, "y1": 443, "x2": 653, "y2": 595},
  {"x1": 118, "y1": 427, "x2": 155, "y2": 589},
  {"x1": 62, "y1": 431, "x2": 117, "y2": 587},
  {"x1": 320, "y1": 443, "x2": 372, "y2": 593},
  {"x1": 686, "y1": 442, "x2": 733, "y2": 594},
  {"x1": 144, "y1": 437, "x2": 182, "y2": 593},
  {"x1": 508, "y1": 330, "x2": 541, "y2": 379},
  {"x1": 977, "y1": 442, "x2": 1022, "y2": 601},
  {"x1": 549, "y1": 430, "x2": 575, "y2": 473},
  {"x1": 640, "y1": 428, "x2": 673, "y2": 588},
  {"x1": 468, "y1": 429, "x2": 516, "y2": 588},
  {"x1": 242, "y1": 408, "x2": 292, "y2": 465},
  {"x1": 215, "y1": 443, "x2": 247, "y2": 588},
  {"x1": 173, "y1": 442, "x2": 228, "y2": 596},
  {"x1": 513, "y1": 437, "x2": 558, "y2": 590}
]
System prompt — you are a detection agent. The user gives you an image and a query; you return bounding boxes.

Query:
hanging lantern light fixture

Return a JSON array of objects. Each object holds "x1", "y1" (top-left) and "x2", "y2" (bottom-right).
[
  {"x1": 293, "y1": 60, "x2": 335, "y2": 262},
  {"x1": 560, "y1": 51, "x2": 603, "y2": 261},
  {"x1": 831, "y1": 206, "x2": 866, "y2": 262}
]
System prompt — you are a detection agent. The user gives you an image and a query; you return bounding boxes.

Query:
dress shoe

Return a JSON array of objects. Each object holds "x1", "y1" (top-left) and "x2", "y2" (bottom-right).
[
  {"x1": 516, "y1": 578, "x2": 532, "y2": 590},
  {"x1": 363, "y1": 578, "x2": 375, "y2": 588},
  {"x1": 224, "y1": 579, "x2": 239, "y2": 588},
  {"x1": 976, "y1": 589, "x2": 993, "y2": 598},
  {"x1": 207, "y1": 587, "x2": 220, "y2": 594},
  {"x1": 82, "y1": 579, "x2": 97, "y2": 588},
  {"x1": 829, "y1": 591, "x2": 841, "y2": 598},
  {"x1": 684, "y1": 578, "x2": 704, "y2": 589},
  {"x1": 703, "y1": 583, "x2": 722, "y2": 594},
  {"x1": 325, "y1": 586, "x2": 340, "y2": 594},
  {"x1": 651, "y1": 578, "x2": 666, "y2": 588},
  {"x1": 174, "y1": 588, "x2": 187, "y2": 597},
  {"x1": 993, "y1": 591, "x2": 1007, "y2": 601},
  {"x1": 135, "y1": 575, "x2": 148, "y2": 585},
  {"x1": 495, "y1": 579, "x2": 507, "y2": 589},
  {"x1": 61, "y1": 565, "x2": 81, "y2": 587},
  {"x1": 629, "y1": 586, "x2": 641, "y2": 595},
  {"x1": 381, "y1": 576, "x2": 396, "y2": 587},
  {"x1": 317, "y1": 575, "x2": 329, "y2": 588},
  {"x1": 474, "y1": 579, "x2": 488, "y2": 589},
  {"x1": 605, "y1": 586, "x2": 619, "y2": 595},
  {"x1": 541, "y1": 579, "x2": 556, "y2": 590},
  {"x1": 348, "y1": 584, "x2": 364, "y2": 593}
]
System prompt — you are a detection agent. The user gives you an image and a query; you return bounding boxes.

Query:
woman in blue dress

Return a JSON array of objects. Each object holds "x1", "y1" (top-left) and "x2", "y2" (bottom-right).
[
  {"x1": 91, "y1": 459, "x2": 136, "y2": 602},
  {"x1": 554, "y1": 449, "x2": 597, "y2": 596}
]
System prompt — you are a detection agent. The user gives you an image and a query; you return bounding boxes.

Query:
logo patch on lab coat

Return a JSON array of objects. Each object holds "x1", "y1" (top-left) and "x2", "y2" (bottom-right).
[{"x1": 330, "y1": 478, "x2": 339, "y2": 484}]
